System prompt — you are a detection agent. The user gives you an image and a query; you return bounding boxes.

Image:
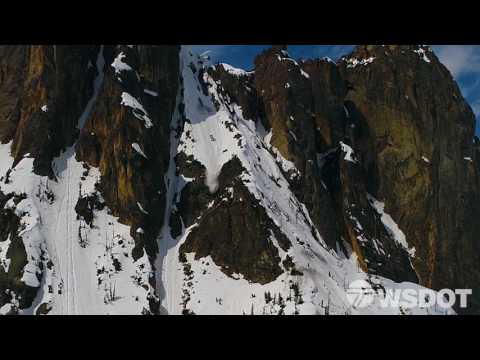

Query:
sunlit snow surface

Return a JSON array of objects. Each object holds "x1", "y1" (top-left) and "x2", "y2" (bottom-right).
[
  {"x1": 345, "y1": 56, "x2": 376, "y2": 68},
  {"x1": 218, "y1": 63, "x2": 252, "y2": 77},
  {"x1": 367, "y1": 195, "x2": 416, "y2": 258},
  {"x1": 0, "y1": 47, "x2": 153, "y2": 315},
  {"x1": 155, "y1": 46, "x2": 453, "y2": 315},
  {"x1": 111, "y1": 52, "x2": 132, "y2": 75},
  {"x1": 0, "y1": 45, "x2": 455, "y2": 315},
  {"x1": 413, "y1": 47, "x2": 432, "y2": 63},
  {"x1": 120, "y1": 92, "x2": 153, "y2": 128},
  {"x1": 0, "y1": 145, "x2": 153, "y2": 314}
]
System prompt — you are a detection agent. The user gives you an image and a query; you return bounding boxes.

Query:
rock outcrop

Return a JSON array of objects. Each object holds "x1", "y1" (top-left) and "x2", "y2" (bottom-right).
[
  {"x1": 181, "y1": 45, "x2": 479, "y2": 312},
  {"x1": 0, "y1": 45, "x2": 180, "y2": 314},
  {"x1": 338, "y1": 45, "x2": 480, "y2": 312},
  {"x1": 0, "y1": 45, "x2": 98, "y2": 176},
  {"x1": 0, "y1": 44, "x2": 478, "y2": 315},
  {"x1": 76, "y1": 45, "x2": 180, "y2": 261}
]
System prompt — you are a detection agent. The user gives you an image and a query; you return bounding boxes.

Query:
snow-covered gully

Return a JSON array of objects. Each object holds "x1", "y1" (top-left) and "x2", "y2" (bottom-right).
[
  {"x1": 155, "y1": 79, "x2": 186, "y2": 315},
  {"x1": 0, "y1": 45, "x2": 462, "y2": 315},
  {"x1": 151, "y1": 46, "x2": 455, "y2": 315},
  {"x1": 1, "y1": 45, "x2": 153, "y2": 315}
]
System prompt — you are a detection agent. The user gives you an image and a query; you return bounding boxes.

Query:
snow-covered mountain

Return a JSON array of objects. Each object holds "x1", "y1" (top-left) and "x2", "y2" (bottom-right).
[{"x1": 0, "y1": 45, "x2": 478, "y2": 315}]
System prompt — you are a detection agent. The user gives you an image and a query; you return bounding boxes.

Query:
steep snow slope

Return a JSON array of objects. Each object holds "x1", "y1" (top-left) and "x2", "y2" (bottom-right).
[
  {"x1": 0, "y1": 148, "x2": 153, "y2": 314},
  {"x1": 0, "y1": 45, "x2": 460, "y2": 315},
  {"x1": 0, "y1": 47, "x2": 154, "y2": 315},
  {"x1": 155, "y1": 47, "x2": 453, "y2": 315}
]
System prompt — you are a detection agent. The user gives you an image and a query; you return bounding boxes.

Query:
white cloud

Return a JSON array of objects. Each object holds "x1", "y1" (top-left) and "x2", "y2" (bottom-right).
[
  {"x1": 433, "y1": 46, "x2": 480, "y2": 125},
  {"x1": 433, "y1": 45, "x2": 480, "y2": 77}
]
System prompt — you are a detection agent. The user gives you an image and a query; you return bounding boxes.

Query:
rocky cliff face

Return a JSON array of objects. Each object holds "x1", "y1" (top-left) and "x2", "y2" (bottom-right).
[
  {"x1": 338, "y1": 45, "x2": 480, "y2": 311},
  {"x1": 251, "y1": 46, "x2": 418, "y2": 284},
  {"x1": 0, "y1": 45, "x2": 179, "y2": 314},
  {"x1": 76, "y1": 45, "x2": 179, "y2": 261},
  {"x1": 0, "y1": 44, "x2": 478, "y2": 315},
  {"x1": 0, "y1": 46, "x2": 98, "y2": 176}
]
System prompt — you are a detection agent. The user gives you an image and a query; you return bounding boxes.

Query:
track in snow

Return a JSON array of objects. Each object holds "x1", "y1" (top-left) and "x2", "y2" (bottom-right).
[{"x1": 49, "y1": 46, "x2": 106, "y2": 315}]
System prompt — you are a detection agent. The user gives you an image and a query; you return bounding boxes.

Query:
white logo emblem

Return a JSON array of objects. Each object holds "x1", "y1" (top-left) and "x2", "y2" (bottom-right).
[{"x1": 346, "y1": 279, "x2": 376, "y2": 308}]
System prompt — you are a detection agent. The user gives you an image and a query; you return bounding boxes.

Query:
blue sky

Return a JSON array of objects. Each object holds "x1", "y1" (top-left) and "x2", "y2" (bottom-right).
[{"x1": 191, "y1": 45, "x2": 480, "y2": 135}]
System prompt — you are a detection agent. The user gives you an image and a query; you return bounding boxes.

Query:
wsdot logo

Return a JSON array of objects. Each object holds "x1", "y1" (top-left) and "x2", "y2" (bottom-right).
[
  {"x1": 346, "y1": 280, "x2": 375, "y2": 308},
  {"x1": 346, "y1": 279, "x2": 472, "y2": 310}
]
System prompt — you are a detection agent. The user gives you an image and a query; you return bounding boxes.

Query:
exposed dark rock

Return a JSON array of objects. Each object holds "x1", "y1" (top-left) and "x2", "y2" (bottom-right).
[
  {"x1": 301, "y1": 57, "x2": 348, "y2": 149},
  {"x1": 76, "y1": 45, "x2": 181, "y2": 261},
  {"x1": 0, "y1": 191, "x2": 38, "y2": 310},
  {"x1": 35, "y1": 302, "x2": 52, "y2": 315},
  {"x1": 207, "y1": 45, "x2": 479, "y2": 311},
  {"x1": 0, "y1": 44, "x2": 479, "y2": 314},
  {"x1": 178, "y1": 157, "x2": 288, "y2": 284},
  {"x1": 74, "y1": 193, "x2": 105, "y2": 226},
  {"x1": 0, "y1": 45, "x2": 98, "y2": 177},
  {"x1": 208, "y1": 63, "x2": 265, "y2": 126},
  {"x1": 252, "y1": 46, "x2": 342, "y2": 250},
  {"x1": 338, "y1": 45, "x2": 480, "y2": 313}
]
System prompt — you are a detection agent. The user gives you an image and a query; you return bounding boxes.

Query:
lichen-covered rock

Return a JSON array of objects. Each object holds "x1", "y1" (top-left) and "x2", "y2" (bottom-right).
[
  {"x1": 253, "y1": 46, "x2": 342, "y2": 249},
  {"x1": 175, "y1": 153, "x2": 289, "y2": 284},
  {"x1": 0, "y1": 44, "x2": 478, "y2": 315},
  {"x1": 338, "y1": 45, "x2": 480, "y2": 312},
  {"x1": 208, "y1": 63, "x2": 263, "y2": 125},
  {"x1": 301, "y1": 57, "x2": 348, "y2": 149},
  {"x1": 0, "y1": 45, "x2": 98, "y2": 176},
  {"x1": 207, "y1": 45, "x2": 479, "y2": 311},
  {"x1": 76, "y1": 45, "x2": 180, "y2": 260}
]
